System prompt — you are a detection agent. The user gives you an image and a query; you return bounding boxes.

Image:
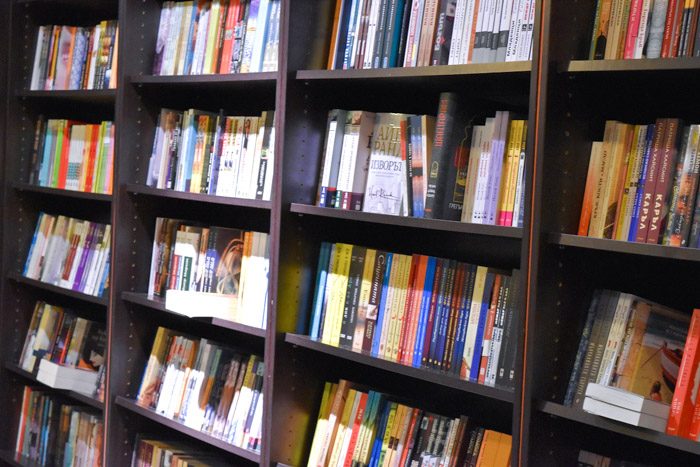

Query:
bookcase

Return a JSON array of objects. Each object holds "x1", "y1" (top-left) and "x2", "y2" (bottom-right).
[{"x1": 2, "y1": 0, "x2": 700, "y2": 466}]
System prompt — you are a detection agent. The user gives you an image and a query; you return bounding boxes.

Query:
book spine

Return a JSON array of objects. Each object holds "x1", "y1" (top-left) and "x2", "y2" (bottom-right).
[{"x1": 647, "y1": 119, "x2": 681, "y2": 244}]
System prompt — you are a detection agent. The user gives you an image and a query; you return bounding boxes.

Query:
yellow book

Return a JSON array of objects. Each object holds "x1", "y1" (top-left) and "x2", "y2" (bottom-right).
[
  {"x1": 352, "y1": 248, "x2": 376, "y2": 352},
  {"x1": 321, "y1": 245, "x2": 340, "y2": 345},
  {"x1": 614, "y1": 125, "x2": 642, "y2": 240},
  {"x1": 384, "y1": 403, "x2": 406, "y2": 466},
  {"x1": 329, "y1": 243, "x2": 353, "y2": 347},
  {"x1": 307, "y1": 382, "x2": 336, "y2": 467},
  {"x1": 504, "y1": 120, "x2": 525, "y2": 225},
  {"x1": 378, "y1": 253, "x2": 401, "y2": 359},
  {"x1": 137, "y1": 327, "x2": 175, "y2": 407},
  {"x1": 388, "y1": 254, "x2": 411, "y2": 362},
  {"x1": 601, "y1": 122, "x2": 633, "y2": 239},
  {"x1": 378, "y1": 402, "x2": 398, "y2": 466},
  {"x1": 317, "y1": 379, "x2": 351, "y2": 467},
  {"x1": 495, "y1": 120, "x2": 516, "y2": 224},
  {"x1": 589, "y1": 121, "x2": 618, "y2": 237},
  {"x1": 203, "y1": 0, "x2": 222, "y2": 74}
]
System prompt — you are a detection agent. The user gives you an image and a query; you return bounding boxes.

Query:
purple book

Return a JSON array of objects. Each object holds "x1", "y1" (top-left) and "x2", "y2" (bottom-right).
[{"x1": 72, "y1": 223, "x2": 98, "y2": 292}]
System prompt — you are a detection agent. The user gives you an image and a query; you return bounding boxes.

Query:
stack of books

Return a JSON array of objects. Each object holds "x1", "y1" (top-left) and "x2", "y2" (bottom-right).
[
  {"x1": 578, "y1": 119, "x2": 700, "y2": 248},
  {"x1": 146, "y1": 108, "x2": 274, "y2": 201},
  {"x1": 589, "y1": 0, "x2": 700, "y2": 60},
  {"x1": 136, "y1": 327, "x2": 265, "y2": 452},
  {"x1": 309, "y1": 242, "x2": 520, "y2": 389},
  {"x1": 578, "y1": 449, "x2": 651, "y2": 467},
  {"x1": 23, "y1": 213, "x2": 111, "y2": 297},
  {"x1": 152, "y1": 0, "x2": 280, "y2": 75},
  {"x1": 147, "y1": 218, "x2": 270, "y2": 328},
  {"x1": 18, "y1": 301, "x2": 106, "y2": 398},
  {"x1": 30, "y1": 21, "x2": 119, "y2": 90},
  {"x1": 29, "y1": 117, "x2": 115, "y2": 194},
  {"x1": 15, "y1": 387, "x2": 103, "y2": 467},
  {"x1": 131, "y1": 437, "x2": 228, "y2": 466},
  {"x1": 583, "y1": 382, "x2": 670, "y2": 432},
  {"x1": 326, "y1": 0, "x2": 535, "y2": 70},
  {"x1": 315, "y1": 93, "x2": 528, "y2": 227},
  {"x1": 307, "y1": 378, "x2": 512, "y2": 466}
]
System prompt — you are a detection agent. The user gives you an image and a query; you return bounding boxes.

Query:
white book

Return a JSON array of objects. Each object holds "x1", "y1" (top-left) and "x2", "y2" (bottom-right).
[
  {"x1": 30, "y1": 26, "x2": 48, "y2": 90},
  {"x1": 461, "y1": 266, "x2": 488, "y2": 378},
  {"x1": 448, "y1": 0, "x2": 468, "y2": 65},
  {"x1": 583, "y1": 396, "x2": 668, "y2": 432},
  {"x1": 484, "y1": 111, "x2": 510, "y2": 225},
  {"x1": 404, "y1": 0, "x2": 425, "y2": 67},
  {"x1": 462, "y1": 125, "x2": 484, "y2": 222},
  {"x1": 192, "y1": 5, "x2": 211, "y2": 75},
  {"x1": 155, "y1": 362, "x2": 177, "y2": 414},
  {"x1": 634, "y1": 0, "x2": 654, "y2": 58},
  {"x1": 505, "y1": 0, "x2": 523, "y2": 61},
  {"x1": 165, "y1": 290, "x2": 239, "y2": 322},
  {"x1": 262, "y1": 121, "x2": 275, "y2": 201},
  {"x1": 586, "y1": 383, "x2": 671, "y2": 419},
  {"x1": 235, "y1": 117, "x2": 259, "y2": 198},
  {"x1": 458, "y1": 0, "x2": 479, "y2": 64},
  {"x1": 162, "y1": 2, "x2": 184, "y2": 75},
  {"x1": 363, "y1": 113, "x2": 405, "y2": 215},
  {"x1": 247, "y1": 114, "x2": 268, "y2": 198},
  {"x1": 495, "y1": 0, "x2": 515, "y2": 62},
  {"x1": 250, "y1": 0, "x2": 272, "y2": 73},
  {"x1": 87, "y1": 23, "x2": 102, "y2": 89},
  {"x1": 598, "y1": 293, "x2": 633, "y2": 386},
  {"x1": 511, "y1": 130, "x2": 526, "y2": 226},
  {"x1": 36, "y1": 359, "x2": 98, "y2": 395},
  {"x1": 363, "y1": 0, "x2": 383, "y2": 69},
  {"x1": 471, "y1": 118, "x2": 495, "y2": 223}
]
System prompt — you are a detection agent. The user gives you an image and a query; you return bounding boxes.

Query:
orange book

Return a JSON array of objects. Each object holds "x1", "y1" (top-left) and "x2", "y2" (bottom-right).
[
  {"x1": 475, "y1": 430, "x2": 499, "y2": 466},
  {"x1": 479, "y1": 274, "x2": 501, "y2": 384},
  {"x1": 14, "y1": 387, "x2": 33, "y2": 454},
  {"x1": 57, "y1": 121, "x2": 74, "y2": 189},
  {"x1": 401, "y1": 254, "x2": 428, "y2": 366},
  {"x1": 326, "y1": 0, "x2": 344, "y2": 69},
  {"x1": 46, "y1": 26, "x2": 62, "y2": 90},
  {"x1": 493, "y1": 432, "x2": 512, "y2": 467},
  {"x1": 467, "y1": 0, "x2": 482, "y2": 63},
  {"x1": 677, "y1": 310, "x2": 700, "y2": 439},
  {"x1": 219, "y1": 0, "x2": 242, "y2": 73}
]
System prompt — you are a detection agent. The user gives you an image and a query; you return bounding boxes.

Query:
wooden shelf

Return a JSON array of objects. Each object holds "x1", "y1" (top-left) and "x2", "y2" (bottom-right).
[
  {"x1": 121, "y1": 291, "x2": 267, "y2": 339},
  {"x1": 549, "y1": 233, "x2": 700, "y2": 262},
  {"x1": 290, "y1": 204, "x2": 523, "y2": 239},
  {"x1": 565, "y1": 57, "x2": 700, "y2": 73},
  {"x1": 0, "y1": 451, "x2": 44, "y2": 467},
  {"x1": 16, "y1": 89, "x2": 116, "y2": 104},
  {"x1": 4, "y1": 362, "x2": 104, "y2": 411},
  {"x1": 115, "y1": 396, "x2": 261, "y2": 463},
  {"x1": 539, "y1": 401, "x2": 700, "y2": 456},
  {"x1": 126, "y1": 184, "x2": 272, "y2": 210},
  {"x1": 132, "y1": 72, "x2": 277, "y2": 85},
  {"x1": 8, "y1": 271, "x2": 108, "y2": 306},
  {"x1": 285, "y1": 334, "x2": 514, "y2": 403},
  {"x1": 14, "y1": 182, "x2": 112, "y2": 202},
  {"x1": 297, "y1": 62, "x2": 532, "y2": 81}
]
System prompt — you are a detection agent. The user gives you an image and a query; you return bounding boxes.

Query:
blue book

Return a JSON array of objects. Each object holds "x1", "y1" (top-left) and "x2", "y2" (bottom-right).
[
  {"x1": 181, "y1": 113, "x2": 198, "y2": 191},
  {"x1": 369, "y1": 399, "x2": 391, "y2": 467},
  {"x1": 333, "y1": 0, "x2": 354, "y2": 69},
  {"x1": 38, "y1": 124, "x2": 54, "y2": 186},
  {"x1": 386, "y1": 0, "x2": 407, "y2": 67},
  {"x1": 427, "y1": 259, "x2": 451, "y2": 368},
  {"x1": 182, "y1": 2, "x2": 199, "y2": 74},
  {"x1": 412, "y1": 256, "x2": 437, "y2": 367},
  {"x1": 564, "y1": 290, "x2": 600, "y2": 406},
  {"x1": 342, "y1": 0, "x2": 362, "y2": 69},
  {"x1": 469, "y1": 271, "x2": 495, "y2": 382},
  {"x1": 628, "y1": 124, "x2": 655, "y2": 242},
  {"x1": 371, "y1": 252, "x2": 393, "y2": 357},
  {"x1": 451, "y1": 264, "x2": 476, "y2": 375},
  {"x1": 309, "y1": 242, "x2": 332, "y2": 338},
  {"x1": 23, "y1": 213, "x2": 45, "y2": 276}
]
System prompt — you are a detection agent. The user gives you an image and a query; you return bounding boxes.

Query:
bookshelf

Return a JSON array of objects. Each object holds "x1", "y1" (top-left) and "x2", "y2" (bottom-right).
[{"x1": 2, "y1": 0, "x2": 700, "y2": 466}]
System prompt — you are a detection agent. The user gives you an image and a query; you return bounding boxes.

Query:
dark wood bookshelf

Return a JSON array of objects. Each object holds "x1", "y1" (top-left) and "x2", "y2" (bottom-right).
[
  {"x1": 290, "y1": 203, "x2": 523, "y2": 239},
  {"x1": 4, "y1": 362, "x2": 104, "y2": 411},
  {"x1": 565, "y1": 57, "x2": 700, "y2": 73},
  {"x1": 0, "y1": 451, "x2": 44, "y2": 467},
  {"x1": 121, "y1": 291, "x2": 267, "y2": 339},
  {"x1": 285, "y1": 334, "x2": 514, "y2": 403},
  {"x1": 115, "y1": 396, "x2": 261, "y2": 463},
  {"x1": 13, "y1": 182, "x2": 112, "y2": 203},
  {"x1": 126, "y1": 184, "x2": 272, "y2": 210},
  {"x1": 16, "y1": 89, "x2": 117, "y2": 104},
  {"x1": 131, "y1": 72, "x2": 277, "y2": 86},
  {"x1": 549, "y1": 233, "x2": 700, "y2": 262},
  {"x1": 296, "y1": 61, "x2": 532, "y2": 81},
  {"x1": 7, "y1": 271, "x2": 108, "y2": 306},
  {"x1": 538, "y1": 401, "x2": 700, "y2": 456}
]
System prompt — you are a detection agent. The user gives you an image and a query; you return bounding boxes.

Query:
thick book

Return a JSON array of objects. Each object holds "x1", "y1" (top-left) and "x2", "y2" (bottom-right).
[
  {"x1": 363, "y1": 113, "x2": 406, "y2": 215},
  {"x1": 583, "y1": 396, "x2": 668, "y2": 431}
]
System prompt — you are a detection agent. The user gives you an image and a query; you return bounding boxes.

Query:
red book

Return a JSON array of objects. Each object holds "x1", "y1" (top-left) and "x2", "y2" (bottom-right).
[
  {"x1": 668, "y1": 309, "x2": 700, "y2": 437},
  {"x1": 443, "y1": 263, "x2": 466, "y2": 372},
  {"x1": 218, "y1": 0, "x2": 241, "y2": 74},
  {"x1": 57, "y1": 121, "x2": 74, "y2": 189},
  {"x1": 83, "y1": 124, "x2": 98, "y2": 192},
  {"x1": 636, "y1": 119, "x2": 667, "y2": 242},
  {"x1": 647, "y1": 118, "x2": 681, "y2": 244},
  {"x1": 478, "y1": 274, "x2": 501, "y2": 384},
  {"x1": 402, "y1": 255, "x2": 428, "y2": 366},
  {"x1": 624, "y1": 0, "x2": 644, "y2": 58},
  {"x1": 397, "y1": 409, "x2": 421, "y2": 467},
  {"x1": 342, "y1": 391, "x2": 368, "y2": 467},
  {"x1": 661, "y1": 0, "x2": 680, "y2": 57},
  {"x1": 421, "y1": 258, "x2": 444, "y2": 366},
  {"x1": 397, "y1": 254, "x2": 420, "y2": 365}
]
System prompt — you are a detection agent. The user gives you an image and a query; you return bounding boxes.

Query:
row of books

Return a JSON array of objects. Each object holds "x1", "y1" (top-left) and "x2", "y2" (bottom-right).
[
  {"x1": 19, "y1": 301, "x2": 106, "y2": 399},
  {"x1": 30, "y1": 21, "x2": 118, "y2": 91},
  {"x1": 132, "y1": 437, "x2": 227, "y2": 467},
  {"x1": 327, "y1": 0, "x2": 535, "y2": 70},
  {"x1": 148, "y1": 218, "x2": 270, "y2": 328},
  {"x1": 578, "y1": 119, "x2": 700, "y2": 248},
  {"x1": 309, "y1": 242, "x2": 520, "y2": 389},
  {"x1": 315, "y1": 95, "x2": 528, "y2": 227},
  {"x1": 153, "y1": 0, "x2": 280, "y2": 76},
  {"x1": 136, "y1": 327, "x2": 264, "y2": 452},
  {"x1": 146, "y1": 108, "x2": 274, "y2": 201},
  {"x1": 29, "y1": 117, "x2": 115, "y2": 195},
  {"x1": 308, "y1": 378, "x2": 512, "y2": 467},
  {"x1": 15, "y1": 387, "x2": 103, "y2": 466},
  {"x1": 24, "y1": 214, "x2": 111, "y2": 298},
  {"x1": 589, "y1": 0, "x2": 700, "y2": 60}
]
